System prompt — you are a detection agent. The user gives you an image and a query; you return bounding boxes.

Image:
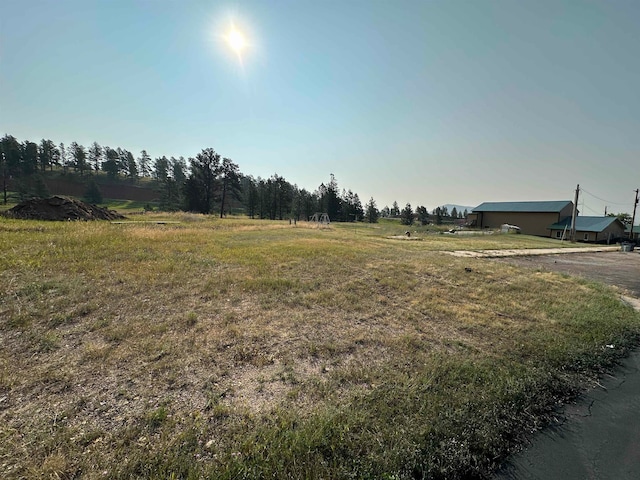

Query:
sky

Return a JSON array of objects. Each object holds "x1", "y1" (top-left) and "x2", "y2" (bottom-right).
[{"x1": 1, "y1": 0, "x2": 639, "y2": 216}]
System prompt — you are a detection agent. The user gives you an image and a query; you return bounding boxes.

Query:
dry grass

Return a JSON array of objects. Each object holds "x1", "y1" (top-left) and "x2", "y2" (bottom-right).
[{"x1": 1, "y1": 215, "x2": 638, "y2": 479}]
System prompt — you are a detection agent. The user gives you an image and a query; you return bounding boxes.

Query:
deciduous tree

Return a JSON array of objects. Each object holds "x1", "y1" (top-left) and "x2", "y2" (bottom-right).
[{"x1": 609, "y1": 212, "x2": 632, "y2": 227}]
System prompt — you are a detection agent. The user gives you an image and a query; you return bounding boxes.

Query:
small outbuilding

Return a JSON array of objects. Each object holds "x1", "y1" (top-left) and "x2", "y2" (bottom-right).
[{"x1": 548, "y1": 216, "x2": 626, "y2": 243}]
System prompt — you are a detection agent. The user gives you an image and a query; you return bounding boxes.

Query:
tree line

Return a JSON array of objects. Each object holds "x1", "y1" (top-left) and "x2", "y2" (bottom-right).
[
  {"x1": 1, "y1": 134, "x2": 467, "y2": 224},
  {"x1": 0, "y1": 134, "x2": 383, "y2": 222}
]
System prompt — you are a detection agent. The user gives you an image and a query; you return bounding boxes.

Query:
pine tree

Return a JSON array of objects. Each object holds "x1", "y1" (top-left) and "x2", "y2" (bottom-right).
[
  {"x1": 125, "y1": 151, "x2": 138, "y2": 180},
  {"x1": 365, "y1": 197, "x2": 379, "y2": 223},
  {"x1": 434, "y1": 207, "x2": 443, "y2": 225},
  {"x1": 137, "y1": 150, "x2": 152, "y2": 177},
  {"x1": 153, "y1": 156, "x2": 170, "y2": 182},
  {"x1": 391, "y1": 201, "x2": 400, "y2": 217},
  {"x1": 22, "y1": 141, "x2": 39, "y2": 175},
  {"x1": 184, "y1": 148, "x2": 220, "y2": 214},
  {"x1": 102, "y1": 148, "x2": 119, "y2": 178},
  {"x1": 219, "y1": 157, "x2": 241, "y2": 218},
  {"x1": 88, "y1": 142, "x2": 103, "y2": 173},
  {"x1": 38, "y1": 139, "x2": 56, "y2": 172},
  {"x1": 400, "y1": 203, "x2": 414, "y2": 226},
  {"x1": 84, "y1": 179, "x2": 103, "y2": 204},
  {"x1": 70, "y1": 142, "x2": 88, "y2": 176},
  {"x1": 33, "y1": 174, "x2": 50, "y2": 199},
  {"x1": 318, "y1": 174, "x2": 341, "y2": 221},
  {"x1": 242, "y1": 176, "x2": 259, "y2": 219},
  {"x1": 58, "y1": 143, "x2": 68, "y2": 174},
  {"x1": 416, "y1": 206, "x2": 429, "y2": 225}
]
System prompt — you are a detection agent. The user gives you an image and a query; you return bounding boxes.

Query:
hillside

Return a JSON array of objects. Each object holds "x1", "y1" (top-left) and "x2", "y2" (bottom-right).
[{"x1": 7, "y1": 173, "x2": 158, "y2": 202}]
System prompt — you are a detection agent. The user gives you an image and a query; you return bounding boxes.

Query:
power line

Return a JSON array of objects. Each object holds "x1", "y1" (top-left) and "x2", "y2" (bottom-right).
[
  {"x1": 581, "y1": 203, "x2": 603, "y2": 215},
  {"x1": 580, "y1": 187, "x2": 629, "y2": 206}
]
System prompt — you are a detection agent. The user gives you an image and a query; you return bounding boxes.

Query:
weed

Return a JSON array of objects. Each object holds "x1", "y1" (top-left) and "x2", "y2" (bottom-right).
[
  {"x1": 184, "y1": 311, "x2": 198, "y2": 328},
  {"x1": 146, "y1": 407, "x2": 169, "y2": 431},
  {"x1": 35, "y1": 332, "x2": 61, "y2": 353},
  {"x1": 48, "y1": 312, "x2": 74, "y2": 327}
]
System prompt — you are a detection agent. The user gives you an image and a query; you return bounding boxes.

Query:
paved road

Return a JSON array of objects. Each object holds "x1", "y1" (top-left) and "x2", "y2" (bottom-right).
[
  {"x1": 493, "y1": 250, "x2": 640, "y2": 480},
  {"x1": 494, "y1": 351, "x2": 640, "y2": 480},
  {"x1": 493, "y1": 250, "x2": 640, "y2": 297}
]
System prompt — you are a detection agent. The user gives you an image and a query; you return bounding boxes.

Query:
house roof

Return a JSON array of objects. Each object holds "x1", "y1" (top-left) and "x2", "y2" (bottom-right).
[
  {"x1": 548, "y1": 216, "x2": 624, "y2": 233},
  {"x1": 625, "y1": 225, "x2": 640, "y2": 233},
  {"x1": 472, "y1": 200, "x2": 572, "y2": 213}
]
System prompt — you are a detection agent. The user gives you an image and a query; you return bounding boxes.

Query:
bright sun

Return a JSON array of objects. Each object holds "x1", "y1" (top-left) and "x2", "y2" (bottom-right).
[{"x1": 227, "y1": 28, "x2": 246, "y2": 53}]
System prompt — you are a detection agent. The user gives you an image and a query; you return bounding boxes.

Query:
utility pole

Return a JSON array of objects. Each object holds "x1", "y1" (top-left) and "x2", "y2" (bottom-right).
[
  {"x1": 1, "y1": 152, "x2": 6, "y2": 205},
  {"x1": 630, "y1": 189, "x2": 639, "y2": 242},
  {"x1": 570, "y1": 184, "x2": 579, "y2": 242},
  {"x1": 604, "y1": 206, "x2": 608, "y2": 216}
]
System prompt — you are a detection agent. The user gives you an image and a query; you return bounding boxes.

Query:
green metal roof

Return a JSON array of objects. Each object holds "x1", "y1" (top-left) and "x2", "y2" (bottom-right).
[
  {"x1": 548, "y1": 216, "x2": 622, "y2": 232},
  {"x1": 472, "y1": 200, "x2": 572, "y2": 213}
]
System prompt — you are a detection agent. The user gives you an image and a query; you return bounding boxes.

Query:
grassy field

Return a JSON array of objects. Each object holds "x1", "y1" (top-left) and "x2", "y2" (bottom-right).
[
  {"x1": 101, "y1": 199, "x2": 158, "y2": 212},
  {"x1": 1, "y1": 214, "x2": 638, "y2": 479}
]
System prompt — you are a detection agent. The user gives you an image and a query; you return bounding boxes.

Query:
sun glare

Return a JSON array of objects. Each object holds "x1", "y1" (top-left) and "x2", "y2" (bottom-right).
[{"x1": 227, "y1": 28, "x2": 246, "y2": 54}]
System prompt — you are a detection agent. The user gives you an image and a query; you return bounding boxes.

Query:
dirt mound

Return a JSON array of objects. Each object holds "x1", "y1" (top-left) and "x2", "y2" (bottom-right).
[{"x1": 4, "y1": 196, "x2": 126, "y2": 221}]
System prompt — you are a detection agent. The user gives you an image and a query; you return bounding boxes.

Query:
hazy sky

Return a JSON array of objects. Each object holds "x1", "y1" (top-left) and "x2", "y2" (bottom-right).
[{"x1": 1, "y1": 0, "x2": 639, "y2": 215}]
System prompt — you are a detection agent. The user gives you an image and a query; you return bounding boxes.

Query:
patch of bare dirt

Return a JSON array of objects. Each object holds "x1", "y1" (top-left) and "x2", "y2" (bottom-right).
[{"x1": 3, "y1": 196, "x2": 126, "y2": 221}]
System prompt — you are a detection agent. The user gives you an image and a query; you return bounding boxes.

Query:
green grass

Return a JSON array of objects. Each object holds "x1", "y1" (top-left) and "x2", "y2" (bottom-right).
[
  {"x1": 0, "y1": 194, "x2": 18, "y2": 212},
  {"x1": 101, "y1": 198, "x2": 159, "y2": 212},
  {"x1": 1, "y1": 215, "x2": 638, "y2": 479}
]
